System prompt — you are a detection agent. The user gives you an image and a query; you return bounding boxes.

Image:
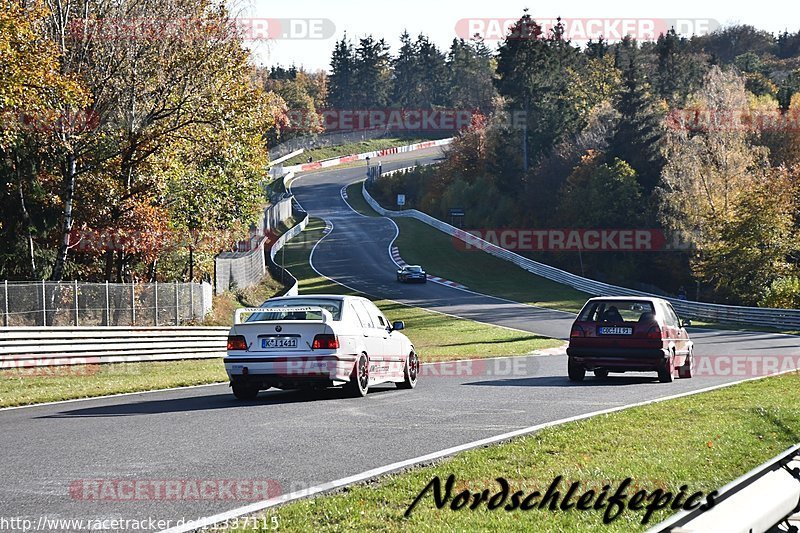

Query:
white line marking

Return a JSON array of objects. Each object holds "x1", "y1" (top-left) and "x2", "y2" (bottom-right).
[{"x1": 159, "y1": 368, "x2": 798, "y2": 533}]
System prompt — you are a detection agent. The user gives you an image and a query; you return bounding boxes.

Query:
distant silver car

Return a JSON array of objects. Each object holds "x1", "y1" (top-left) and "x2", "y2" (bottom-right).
[
  {"x1": 397, "y1": 265, "x2": 427, "y2": 283},
  {"x1": 225, "y1": 295, "x2": 419, "y2": 399}
]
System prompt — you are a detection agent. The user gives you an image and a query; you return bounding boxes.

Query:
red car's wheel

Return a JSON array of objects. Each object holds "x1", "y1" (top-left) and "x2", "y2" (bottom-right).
[
  {"x1": 568, "y1": 357, "x2": 585, "y2": 382},
  {"x1": 658, "y1": 352, "x2": 675, "y2": 383}
]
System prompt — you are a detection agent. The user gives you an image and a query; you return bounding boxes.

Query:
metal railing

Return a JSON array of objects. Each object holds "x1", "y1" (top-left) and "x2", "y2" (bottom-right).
[
  {"x1": 362, "y1": 179, "x2": 800, "y2": 330},
  {"x1": 0, "y1": 280, "x2": 212, "y2": 327},
  {"x1": 0, "y1": 326, "x2": 229, "y2": 367},
  {"x1": 646, "y1": 444, "x2": 800, "y2": 532},
  {"x1": 267, "y1": 173, "x2": 309, "y2": 298}
]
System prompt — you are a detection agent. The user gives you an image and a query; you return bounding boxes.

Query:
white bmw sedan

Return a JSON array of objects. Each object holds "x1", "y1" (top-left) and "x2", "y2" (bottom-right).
[{"x1": 224, "y1": 295, "x2": 419, "y2": 399}]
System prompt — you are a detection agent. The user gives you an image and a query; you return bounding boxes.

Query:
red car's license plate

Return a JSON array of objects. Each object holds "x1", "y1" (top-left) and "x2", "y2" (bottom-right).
[{"x1": 598, "y1": 327, "x2": 633, "y2": 335}]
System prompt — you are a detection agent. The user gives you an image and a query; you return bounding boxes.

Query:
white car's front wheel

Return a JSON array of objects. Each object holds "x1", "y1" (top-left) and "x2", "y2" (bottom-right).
[
  {"x1": 346, "y1": 353, "x2": 369, "y2": 397},
  {"x1": 397, "y1": 351, "x2": 419, "y2": 389}
]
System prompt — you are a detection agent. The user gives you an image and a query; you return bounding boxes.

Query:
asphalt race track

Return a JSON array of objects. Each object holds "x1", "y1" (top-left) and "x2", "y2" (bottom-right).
[{"x1": 1, "y1": 147, "x2": 798, "y2": 531}]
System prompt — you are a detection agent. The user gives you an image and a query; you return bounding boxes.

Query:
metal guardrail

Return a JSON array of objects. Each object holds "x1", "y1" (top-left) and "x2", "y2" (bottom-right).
[
  {"x1": 0, "y1": 327, "x2": 229, "y2": 367},
  {"x1": 362, "y1": 179, "x2": 800, "y2": 330},
  {"x1": 266, "y1": 172, "x2": 309, "y2": 298},
  {"x1": 646, "y1": 444, "x2": 800, "y2": 533}
]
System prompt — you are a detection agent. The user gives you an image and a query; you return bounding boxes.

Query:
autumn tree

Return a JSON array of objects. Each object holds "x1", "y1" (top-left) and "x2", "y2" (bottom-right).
[
  {"x1": 0, "y1": 0, "x2": 88, "y2": 279},
  {"x1": 38, "y1": 0, "x2": 281, "y2": 281},
  {"x1": 657, "y1": 66, "x2": 796, "y2": 303}
]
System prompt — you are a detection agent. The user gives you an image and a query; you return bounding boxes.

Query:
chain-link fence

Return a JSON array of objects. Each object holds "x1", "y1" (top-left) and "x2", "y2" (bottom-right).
[{"x1": 0, "y1": 281, "x2": 212, "y2": 327}]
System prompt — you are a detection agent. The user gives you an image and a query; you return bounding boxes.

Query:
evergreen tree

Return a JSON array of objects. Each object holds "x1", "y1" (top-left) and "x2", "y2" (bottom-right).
[
  {"x1": 414, "y1": 34, "x2": 447, "y2": 108},
  {"x1": 352, "y1": 36, "x2": 391, "y2": 108},
  {"x1": 327, "y1": 35, "x2": 355, "y2": 109},
  {"x1": 654, "y1": 29, "x2": 708, "y2": 105},
  {"x1": 391, "y1": 31, "x2": 417, "y2": 108},
  {"x1": 495, "y1": 14, "x2": 587, "y2": 173},
  {"x1": 446, "y1": 37, "x2": 496, "y2": 111},
  {"x1": 607, "y1": 41, "x2": 665, "y2": 193}
]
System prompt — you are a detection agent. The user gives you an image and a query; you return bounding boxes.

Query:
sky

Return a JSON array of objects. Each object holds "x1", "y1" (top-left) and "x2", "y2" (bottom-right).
[{"x1": 237, "y1": 0, "x2": 800, "y2": 72}]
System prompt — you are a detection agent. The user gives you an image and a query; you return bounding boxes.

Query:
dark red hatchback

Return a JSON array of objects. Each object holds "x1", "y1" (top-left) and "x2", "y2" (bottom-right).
[{"x1": 566, "y1": 297, "x2": 694, "y2": 383}]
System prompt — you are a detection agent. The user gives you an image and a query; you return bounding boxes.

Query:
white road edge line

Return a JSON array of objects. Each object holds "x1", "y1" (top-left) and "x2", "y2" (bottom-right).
[{"x1": 159, "y1": 367, "x2": 799, "y2": 533}]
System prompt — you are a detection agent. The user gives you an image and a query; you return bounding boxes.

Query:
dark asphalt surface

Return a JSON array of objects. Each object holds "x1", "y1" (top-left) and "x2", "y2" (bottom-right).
[{"x1": 1, "y1": 147, "x2": 798, "y2": 531}]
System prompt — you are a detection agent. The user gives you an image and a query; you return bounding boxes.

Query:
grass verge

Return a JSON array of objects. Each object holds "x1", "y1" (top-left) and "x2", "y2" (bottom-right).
[
  {"x1": 346, "y1": 185, "x2": 589, "y2": 312},
  {"x1": 282, "y1": 217, "x2": 563, "y2": 361},
  {"x1": 283, "y1": 137, "x2": 438, "y2": 166},
  {"x1": 0, "y1": 359, "x2": 226, "y2": 409},
  {"x1": 344, "y1": 181, "x2": 379, "y2": 217},
  {"x1": 230, "y1": 372, "x2": 800, "y2": 532},
  {"x1": 203, "y1": 276, "x2": 285, "y2": 326}
]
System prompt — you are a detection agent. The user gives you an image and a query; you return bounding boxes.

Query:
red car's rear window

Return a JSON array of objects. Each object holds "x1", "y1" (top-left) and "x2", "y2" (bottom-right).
[{"x1": 578, "y1": 300, "x2": 656, "y2": 323}]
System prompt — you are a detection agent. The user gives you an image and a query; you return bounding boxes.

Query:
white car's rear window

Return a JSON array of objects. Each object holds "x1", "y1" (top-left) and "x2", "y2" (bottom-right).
[{"x1": 247, "y1": 299, "x2": 343, "y2": 321}]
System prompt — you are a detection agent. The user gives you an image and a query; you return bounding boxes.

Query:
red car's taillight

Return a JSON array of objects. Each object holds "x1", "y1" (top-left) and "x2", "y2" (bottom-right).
[
  {"x1": 570, "y1": 325, "x2": 585, "y2": 338},
  {"x1": 646, "y1": 326, "x2": 664, "y2": 340},
  {"x1": 227, "y1": 335, "x2": 248, "y2": 351},
  {"x1": 312, "y1": 334, "x2": 339, "y2": 350}
]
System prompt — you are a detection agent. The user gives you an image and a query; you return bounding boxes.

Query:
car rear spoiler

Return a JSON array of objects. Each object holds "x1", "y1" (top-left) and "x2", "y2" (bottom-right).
[{"x1": 234, "y1": 306, "x2": 333, "y2": 325}]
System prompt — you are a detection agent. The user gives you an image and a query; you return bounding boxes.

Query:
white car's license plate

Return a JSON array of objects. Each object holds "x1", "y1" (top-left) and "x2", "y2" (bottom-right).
[
  {"x1": 261, "y1": 337, "x2": 298, "y2": 349},
  {"x1": 598, "y1": 327, "x2": 633, "y2": 335}
]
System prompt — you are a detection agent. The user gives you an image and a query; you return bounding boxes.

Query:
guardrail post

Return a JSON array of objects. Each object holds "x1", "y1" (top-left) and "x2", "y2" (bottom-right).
[
  {"x1": 104, "y1": 280, "x2": 110, "y2": 326},
  {"x1": 3, "y1": 280, "x2": 8, "y2": 327},
  {"x1": 154, "y1": 281, "x2": 159, "y2": 326},
  {"x1": 174, "y1": 280, "x2": 179, "y2": 326},
  {"x1": 131, "y1": 281, "x2": 136, "y2": 326},
  {"x1": 74, "y1": 280, "x2": 79, "y2": 326},
  {"x1": 41, "y1": 280, "x2": 46, "y2": 326}
]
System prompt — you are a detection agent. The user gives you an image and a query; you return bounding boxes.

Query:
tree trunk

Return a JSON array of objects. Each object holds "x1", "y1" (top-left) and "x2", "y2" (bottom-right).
[
  {"x1": 188, "y1": 245, "x2": 194, "y2": 282},
  {"x1": 15, "y1": 153, "x2": 37, "y2": 278},
  {"x1": 51, "y1": 152, "x2": 77, "y2": 281}
]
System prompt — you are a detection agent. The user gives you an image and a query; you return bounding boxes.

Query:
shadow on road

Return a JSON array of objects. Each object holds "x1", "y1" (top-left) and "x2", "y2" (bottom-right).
[
  {"x1": 463, "y1": 375, "x2": 660, "y2": 388},
  {"x1": 39, "y1": 387, "x2": 398, "y2": 419}
]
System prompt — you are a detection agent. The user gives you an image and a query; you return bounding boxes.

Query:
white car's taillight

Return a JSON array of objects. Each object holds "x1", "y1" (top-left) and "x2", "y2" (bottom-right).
[{"x1": 312, "y1": 334, "x2": 339, "y2": 350}]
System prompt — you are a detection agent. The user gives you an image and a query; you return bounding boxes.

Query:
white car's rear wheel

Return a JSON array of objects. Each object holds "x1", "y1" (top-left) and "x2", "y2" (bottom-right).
[
  {"x1": 346, "y1": 353, "x2": 369, "y2": 397},
  {"x1": 397, "y1": 351, "x2": 419, "y2": 389}
]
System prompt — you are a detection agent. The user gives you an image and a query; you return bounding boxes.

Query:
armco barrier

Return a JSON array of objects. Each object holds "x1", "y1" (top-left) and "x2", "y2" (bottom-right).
[
  {"x1": 0, "y1": 327, "x2": 229, "y2": 366},
  {"x1": 267, "y1": 183, "x2": 309, "y2": 297},
  {"x1": 362, "y1": 180, "x2": 800, "y2": 330},
  {"x1": 646, "y1": 444, "x2": 800, "y2": 533}
]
